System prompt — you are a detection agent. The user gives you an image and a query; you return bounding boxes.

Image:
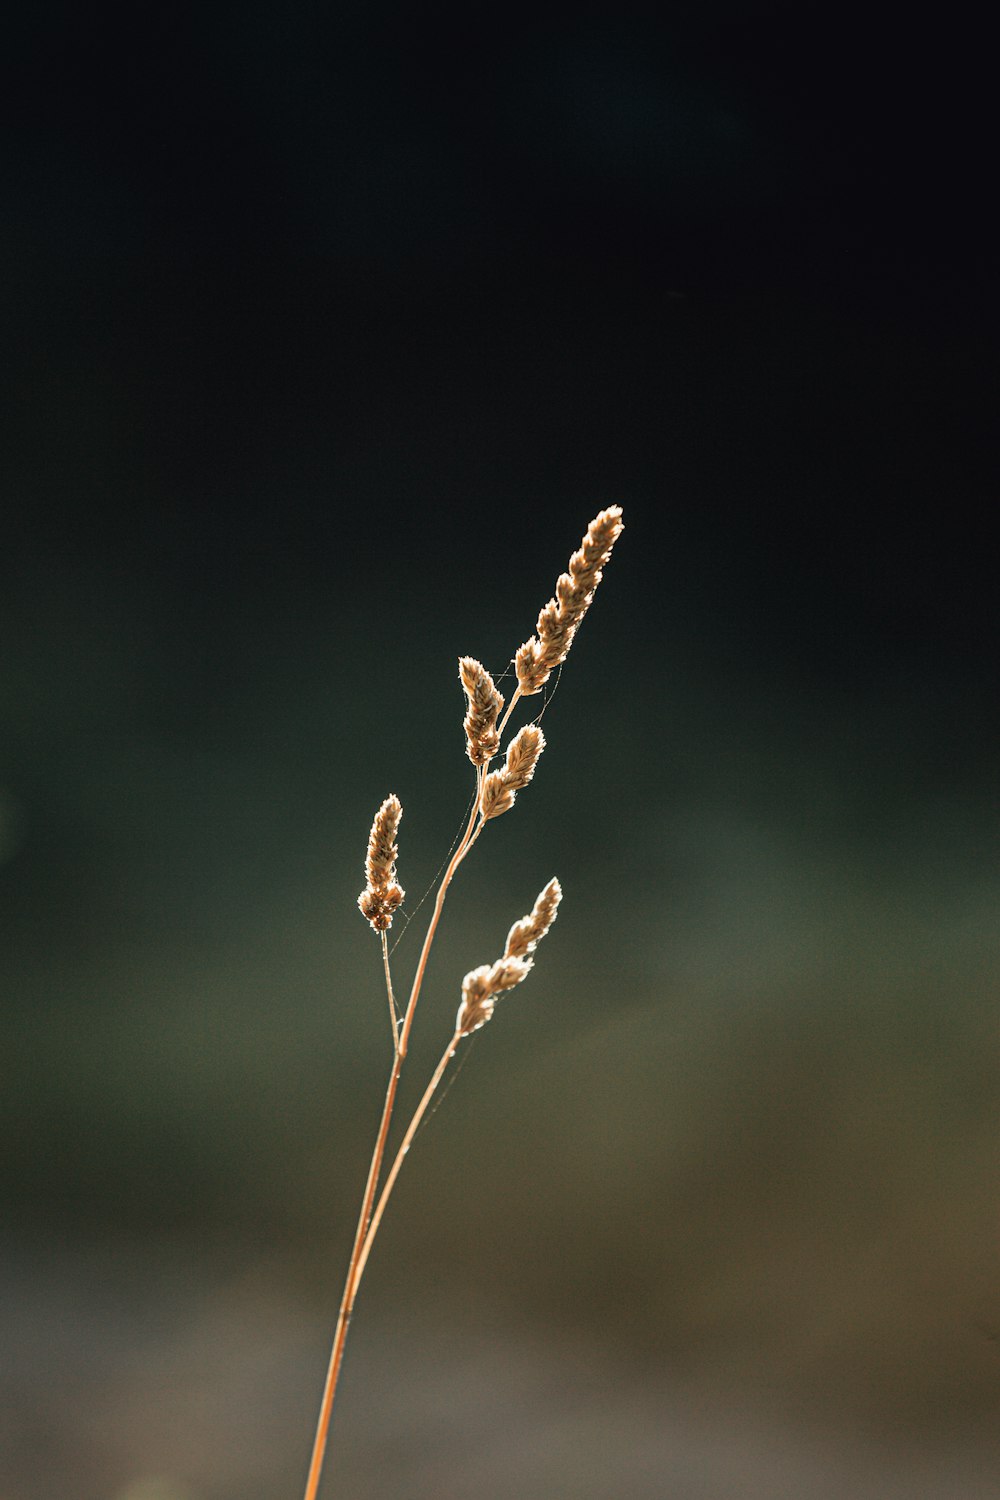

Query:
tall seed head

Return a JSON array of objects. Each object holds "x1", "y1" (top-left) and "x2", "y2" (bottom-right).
[
  {"x1": 358, "y1": 794, "x2": 405, "y2": 932},
  {"x1": 459, "y1": 656, "x2": 504, "y2": 766},
  {"x1": 516, "y1": 505, "x2": 624, "y2": 696},
  {"x1": 365, "y1": 794, "x2": 401, "y2": 888},
  {"x1": 454, "y1": 878, "x2": 562, "y2": 1036}
]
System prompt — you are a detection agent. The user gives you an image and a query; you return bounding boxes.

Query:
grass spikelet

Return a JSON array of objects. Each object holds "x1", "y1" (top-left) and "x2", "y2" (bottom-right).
[
  {"x1": 516, "y1": 505, "x2": 624, "y2": 695},
  {"x1": 480, "y1": 724, "x2": 545, "y2": 821},
  {"x1": 456, "y1": 954, "x2": 533, "y2": 1035},
  {"x1": 504, "y1": 876, "x2": 562, "y2": 958},
  {"x1": 456, "y1": 877, "x2": 561, "y2": 1034},
  {"x1": 357, "y1": 794, "x2": 404, "y2": 932},
  {"x1": 459, "y1": 655, "x2": 504, "y2": 765}
]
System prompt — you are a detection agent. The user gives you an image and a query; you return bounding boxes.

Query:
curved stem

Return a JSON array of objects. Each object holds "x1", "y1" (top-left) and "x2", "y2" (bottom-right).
[
  {"x1": 304, "y1": 691, "x2": 522, "y2": 1496},
  {"x1": 397, "y1": 787, "x2": 481, "y2": 1058},
  {"x1": 303, "y1": 778, "x2": 485, "y2": 1498},
  {"x1": 497, "y1": 685, "x2": 522, "y2": 743},
  {"x1": 303, "y1": 1049, "x2": 403, "y2": 1500},
  {"x1": 355, "y1": 1030, "x2": 464, "y2": 1286},
  {"x1": 395, "y1": 690, "x2": 522, "y2": 1061}
]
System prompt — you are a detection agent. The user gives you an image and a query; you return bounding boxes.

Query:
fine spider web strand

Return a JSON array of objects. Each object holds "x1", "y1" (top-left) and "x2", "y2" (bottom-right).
[
  {"x1": 491, "y1": 658, "x2": 562, "y2": 739},
  {"x1": 533, "y1": 663, "x2": 564, "y2": 725},
  {"x1": 493, "y1": 658, "x2": 517, "y2": 690},
  {"x1": 388, "y1": 785, "x2": 480, "y2": 960},
  {"x1": 355, "y1": 967, "x2": 547, "y2": 1288},
  {"x1": 409, "y1": 1027, "x2": 479, "y2": 1145},
  {"x1": 394, "y1": 669, "x2": 516, "y2": 956},
  {"x1": 397, "y1": 777, "x2": 485, "y2": 1059}
]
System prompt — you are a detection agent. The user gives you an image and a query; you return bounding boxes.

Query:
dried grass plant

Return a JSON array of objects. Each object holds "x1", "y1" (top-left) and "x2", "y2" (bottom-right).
[{"x1": 303, "y1": 506, "x2": 624, "y2": 1499}]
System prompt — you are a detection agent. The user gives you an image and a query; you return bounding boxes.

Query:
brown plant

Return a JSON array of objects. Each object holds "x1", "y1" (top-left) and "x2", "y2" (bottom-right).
[{"x1": 303, "y1": 510, "x2": 622, "y2": 1500}]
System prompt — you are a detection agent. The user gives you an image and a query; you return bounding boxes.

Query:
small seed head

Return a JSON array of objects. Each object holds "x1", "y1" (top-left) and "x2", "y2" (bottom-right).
[
  {"x1": 504, "y1": 877, "x2": 562, "y2": 959},
  {"x1": 358, "y1": 795, "x2": 405, "y2": 932},
  {"x1": 456, "y1": 954, "x2": 533, "y2": 1035},
  {"x1": 479, "y1": 725, "x2": 545, "y2": 820},
  {"x1": 515, "y1": 506, "x2": 623, "y2": 696},
  {"x1": 459, "y1": 656, "x2": 504, "y2": 766}
]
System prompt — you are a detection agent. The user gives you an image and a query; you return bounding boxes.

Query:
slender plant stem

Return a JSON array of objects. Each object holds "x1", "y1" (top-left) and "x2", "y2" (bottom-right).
[
  {"x1": 381, "y1": 931, "x2": 400, "y2": 1055},
  {"x1": 397, "y1": 790, "x2": 481, "y2": 1058},
  {"x1": 354, "y1": 1030, "x2": 464, "y2": 1286},
  {"x1": 305, "y1": 682, "x2": 524, "y2": 1497},
  {"x1": 302, "y1": 1046, "x2": 403, "y2": 1500},
  {"x1": 303, "y1": 786, "x2": 484, "y2": 1499},
  {"x1": 497, "y1": 684, "x2": 522, "y2": 742},
  {"x1": 395, "y1": 686, "x2": 522, "y2": 1058}
]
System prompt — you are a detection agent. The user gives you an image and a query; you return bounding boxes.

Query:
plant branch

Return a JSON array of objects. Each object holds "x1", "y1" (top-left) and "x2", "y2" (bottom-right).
[
  {"x1": 355, "y1": 1030, "x2": 464, "y2": 1286},
  {"x1": 303, "y1": 790, "x2": 483, "y2": 1499},
  {"x1": 397, "y1": 786, "x2": 482, "y2": 1059},
  {"x1": 302, "y1": 1047, "x2": 403, "y2": 1500},
  {"x1": 381, "y1": 931, "x2": 400, "y2": 1056},
  {"x1": 496, "y1": 684, "x2": 522, "y2": 743}
]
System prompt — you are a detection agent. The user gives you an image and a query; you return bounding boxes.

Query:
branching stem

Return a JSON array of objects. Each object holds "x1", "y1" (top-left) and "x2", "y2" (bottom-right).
[
  {"x1": 304, "y1": 678, "x2": 527, "y2": 1498},
  {"x1": 303, "y1": 786, "x2": 484, "y2": 1500},
  {"x1": 302, "y1": 1047, "x2": 402, "y2": 1500},
  {"x1": 355, "y1": 1029, "x2": 464, "y2": 1286},
  {"x1": 302, "y1": 508, "x2": 622, "y2": 1499}
]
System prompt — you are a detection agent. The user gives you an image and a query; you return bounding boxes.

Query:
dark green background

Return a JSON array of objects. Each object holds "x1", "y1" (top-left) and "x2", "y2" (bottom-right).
[{"x1": 2, "y1": 6, "x2": 998, "y2": 1497}]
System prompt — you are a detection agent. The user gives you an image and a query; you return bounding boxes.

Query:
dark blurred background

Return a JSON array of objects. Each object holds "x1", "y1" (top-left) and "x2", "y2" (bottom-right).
[{"x1": 2, "y1": 5, "x2": 998, "y2": 1498}]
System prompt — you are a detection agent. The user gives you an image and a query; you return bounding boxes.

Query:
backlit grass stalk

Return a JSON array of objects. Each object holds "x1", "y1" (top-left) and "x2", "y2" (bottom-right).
[{"x1": 303, "y1": 506, "x2": 623, "y2": 1500}]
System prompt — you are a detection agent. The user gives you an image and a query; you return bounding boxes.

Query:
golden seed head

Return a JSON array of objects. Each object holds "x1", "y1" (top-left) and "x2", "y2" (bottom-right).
[
  {"x1": 515, "y1": 506, "x2": 624, "y2": 696},
  {"x1": 357, "y1": 882, "x2": 404, "y2": 933},
  {"x1": 365, "y1": 794, "x2": 402, "y2": 887},
  {"x1": 358, "y1": 794, "x2": 404, "y2": 932},
  {"x1": 514, "y1": 638, "x2": 545, "y2": 694},
  {"x1": 479, "y1": 725, "x2": 545, "y2": 820},
  {"x1": 456, "y1": 992, "x2": 495, "y2": 1036},
  {"x1": 504, "y1": 724, "x2": 545, "y2": 786},
  {"x1": 504, "y1": 877, "x2": 563, "y2": 959},
  {"x1": 456, "y1": 954, "x2": 534, "y2": 1035},
  {"x1": 459, "y1": 656, "x2": 504, "y2": 766},
  {"x1": 480, "y1": 769, "x2": 514, "y2": 821}
]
